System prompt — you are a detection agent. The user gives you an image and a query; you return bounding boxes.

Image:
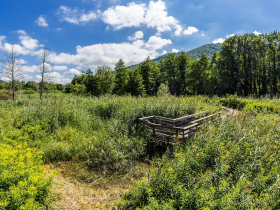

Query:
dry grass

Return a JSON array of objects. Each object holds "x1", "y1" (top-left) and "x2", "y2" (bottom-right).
[{"x1": 51, "y1": 162, "x2": 150, "y2": 210}]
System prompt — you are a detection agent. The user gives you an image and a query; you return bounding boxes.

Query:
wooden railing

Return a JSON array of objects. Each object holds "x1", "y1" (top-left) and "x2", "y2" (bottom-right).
[{"x1": 139, "y1": 111, "x2": 221, "y2": 144}]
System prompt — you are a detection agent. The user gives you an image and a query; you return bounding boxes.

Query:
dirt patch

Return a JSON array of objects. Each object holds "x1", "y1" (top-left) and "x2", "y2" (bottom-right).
[{"x1": 51, "y1": 162, "x2": 149, "y2": 210}]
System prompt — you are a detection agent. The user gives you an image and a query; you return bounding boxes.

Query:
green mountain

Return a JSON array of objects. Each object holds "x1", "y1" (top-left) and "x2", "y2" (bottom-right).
[{"x1": 128, "y1": 43, "x2": 222, "y2": 69}]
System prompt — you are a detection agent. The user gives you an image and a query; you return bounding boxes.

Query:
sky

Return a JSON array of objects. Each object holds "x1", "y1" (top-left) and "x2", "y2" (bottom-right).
[{"x1": 0, "y1": 0, "x2": 280, "y2": 84}]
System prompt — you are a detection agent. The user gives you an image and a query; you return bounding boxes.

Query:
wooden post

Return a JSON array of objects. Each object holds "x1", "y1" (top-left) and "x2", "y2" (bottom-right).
[
  {"x1": 176, "y1": 129, "x2": 179, "y2": 140},
  {"x1": 153, "y1": 126, "x2": 155, "y2": 139}
]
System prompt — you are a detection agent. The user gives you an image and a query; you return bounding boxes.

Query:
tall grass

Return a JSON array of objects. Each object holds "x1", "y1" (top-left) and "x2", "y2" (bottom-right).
[
  {"x1": 119, "y1": 113, "x2": 280, "y2": 209},
  {"x1": 0, "y1": 94, "x2": 221, "y2": 172}
]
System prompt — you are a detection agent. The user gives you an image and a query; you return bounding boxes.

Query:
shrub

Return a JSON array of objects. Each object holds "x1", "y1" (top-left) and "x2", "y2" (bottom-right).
[
  {"x1": 0, "y1": 90, "x2": 12, "y2": 100},
  {"x1": 0, "y1": 143, "x2": 54, "y2": 209}
]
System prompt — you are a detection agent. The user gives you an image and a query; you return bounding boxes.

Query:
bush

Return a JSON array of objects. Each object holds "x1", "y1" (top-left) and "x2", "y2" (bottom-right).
[
  {"x1": 0, "y1": 90, "x2": 12, "y2": 100},
  {"x1": 0, "y1": 143, "x2": 54, "y2": 209}
]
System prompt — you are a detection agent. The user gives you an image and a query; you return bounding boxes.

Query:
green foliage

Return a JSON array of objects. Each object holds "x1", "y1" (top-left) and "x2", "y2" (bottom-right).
[
  {"x1": 25, "y1": 81, "x2": 39, "y2": 91},
  {"x1": 72, "y1": 83, "x2": 86, "y2": 95},
  {"x1": 0, "y1": 90, "x2": 13, "y2": 100},
  {"x1": 128, "y1": 68, "x2": 146, "y2": 96},
  {"x1": 65, "y1": 83, "x2": 74, "y2": 93},
  {"x1": 96, "y1": 64, "x2": 116, "y2": 95},
  {"x1": 0, "y1": 94, "x2": 219, "y2": 174},
  {"x1": 157, "y1": 84, "x2": 170, "y2": 97},
  {"x1": 0, "y1": 143, "x2": 54, "y2": 209},
  {"x1": 114, "y1": 59, "x2": 129, "y2": 95},
  {"x1": 120, "y1": 114, "x2": 280, "y2": 209}
]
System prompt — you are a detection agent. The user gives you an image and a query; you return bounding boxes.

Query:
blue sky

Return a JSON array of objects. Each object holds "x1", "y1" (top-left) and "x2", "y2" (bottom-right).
[{"x1": 0, "y1": 0, "x2": 280, "y2": 84}]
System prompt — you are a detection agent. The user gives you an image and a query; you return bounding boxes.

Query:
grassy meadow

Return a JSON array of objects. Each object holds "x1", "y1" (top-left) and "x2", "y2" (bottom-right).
[{"x1": 0, "y1": 93, "x2": 280, "y2": 209}]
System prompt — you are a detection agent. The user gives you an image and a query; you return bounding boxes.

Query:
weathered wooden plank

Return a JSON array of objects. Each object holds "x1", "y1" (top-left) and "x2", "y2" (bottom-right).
[
  {"x1": 189, "y1": 112, "x2": 221, "y2": 124},
  {"x1": 173, "y1": 123, "x2": 199, "y2": 131},
  {"x1": 174, "y1": 111, "x2": 210, "y2": 122}
]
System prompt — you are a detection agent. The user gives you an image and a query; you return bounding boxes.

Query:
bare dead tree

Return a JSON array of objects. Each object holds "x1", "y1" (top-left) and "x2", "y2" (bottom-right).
[
  {"x1": 0, "y1": 42, "x2": 24, "y2": 101},
  {"x1": 38, "y1": 47, "x2": 52, "y2": 99}
]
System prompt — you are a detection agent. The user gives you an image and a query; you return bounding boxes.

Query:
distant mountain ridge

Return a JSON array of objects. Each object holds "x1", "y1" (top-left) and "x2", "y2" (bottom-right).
[{"x1": 128, "y1": 43, "x2": 222, "y2": 69}]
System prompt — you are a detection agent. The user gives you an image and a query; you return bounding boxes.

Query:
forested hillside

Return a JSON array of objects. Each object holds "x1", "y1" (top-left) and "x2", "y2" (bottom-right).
[
  {"x1": 128, "y1": 43, "x2": 222, "y2": 69},
  {"x1": 153, "y1": 43, "x2": 222, "y2": 62}
]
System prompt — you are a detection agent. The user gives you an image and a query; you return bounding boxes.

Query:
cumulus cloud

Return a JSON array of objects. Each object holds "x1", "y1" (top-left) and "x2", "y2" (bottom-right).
[
  {"x1": 2, "y1": 42, "x2": 30, "y2": 55},
  {"x1": 22, "y1": 65, "x2": 38, "y2": 73},
  {"x1": 50, "y1": 35, "x2": 172, "y2": 68},
  {"x1": 102, "y1": 2, "x2": 146, "y2": 29},
  {"x1": 183, "y1": 27, "x2": 199, "y2": 35},
  {"x1": 226, "y1": 34, "x2": 235, "y2": 38},
  {"x1": 145, "y1": 36, "x2": 172, "y2": 50},
  {"x1": 66, "y1": 68, "x2": 82, "y2": 76},
  {"x1": 35, "y1": 15, "x2": 49, "y2": 27},
  {"x1": 253, "y1": 30, "x2": 261, "y2": 35},
  {"x1": 175, "y1": 25, "x2": 183, "y2": 36},
  {"x1": 53, "y1": 65, "x2": 68, "y2": 71},
  {"x1": 18, "y1": 31, "x2": 41, "y2": 50},
  {"x1": 102, "y1": 0, "x2": 185, "y2": 35},
  {"x1": 212, "y1": 34, "x2": 235, "y2": 44},
  {"x1": 128, "y1": 31, "x2": 144, "y2": 41},
  {"x1": 161, "y1": 50, "x2": 167, "y2": 55},
  {"x1": 0, "y1": 36, "x2": 5, "y2": 47},
  {"x1": 212, "y1": 38, "x2": 225, "y2": 44},
  {"x1": 172, "y1": 49, "x2": 179, "y2": 53},
  {"x1": 57, "y1": 6, "x2": 100, "y2": 25}
]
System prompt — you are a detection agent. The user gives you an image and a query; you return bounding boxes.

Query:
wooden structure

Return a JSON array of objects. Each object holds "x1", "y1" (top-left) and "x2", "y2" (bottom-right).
[{"x1": 139, "y1": 111, "x2": 221, "y2": 145}]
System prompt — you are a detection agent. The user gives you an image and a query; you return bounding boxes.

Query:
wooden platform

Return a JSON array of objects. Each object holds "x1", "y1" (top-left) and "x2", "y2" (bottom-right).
[{"x1": 139, "y1": 111, "x2": 221, "y2": 145}]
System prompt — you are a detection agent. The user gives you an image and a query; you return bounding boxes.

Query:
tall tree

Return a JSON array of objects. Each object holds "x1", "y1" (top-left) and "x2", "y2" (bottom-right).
[
  {"x1": 38, "y1": 47, "x2": 52, "y2": 99},
  {"x1": 96, "y1": 64, "x2": 115, "y2": 95},
  {"x1": 114, "y1": 59, "x2": 129, "y2": 95},
  {"x1": 139, "y1": 57, "x2": 160, "y2": 96},
  {"x1": 0, "y1": 42, "x2": 24, "y2": 101},
  {"x1": 176, "y1": 51, "x2": 192, "y2": 95},
  {"x1": 127, "y1": 67, "x2": 146, "y2": 96}
]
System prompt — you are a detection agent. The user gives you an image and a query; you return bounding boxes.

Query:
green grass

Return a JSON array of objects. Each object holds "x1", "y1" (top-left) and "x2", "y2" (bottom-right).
[
  {"x1": 118, "y1": 100, "x2": 280, "y2": 209},
  {"x1": 0, "y1": 94, "x2": 221, "y2": 173},
  {"x1": 1, "y1": 93, "x2": 280, "y2": 209}
]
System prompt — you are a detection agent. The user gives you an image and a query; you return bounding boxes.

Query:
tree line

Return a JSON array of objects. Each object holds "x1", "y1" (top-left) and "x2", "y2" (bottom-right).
[{"x1": 67, "y1": 31, "x2": 280, "y2": 97}]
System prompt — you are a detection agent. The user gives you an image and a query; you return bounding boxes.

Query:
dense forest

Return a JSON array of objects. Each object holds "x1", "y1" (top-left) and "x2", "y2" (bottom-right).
[{"x1": 66, "y1": 31, "x2": 280, "y2": 97}]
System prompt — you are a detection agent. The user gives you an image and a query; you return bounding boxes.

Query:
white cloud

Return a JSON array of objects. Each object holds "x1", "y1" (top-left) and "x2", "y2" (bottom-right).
[
  {"x1": 57, "y1": 6, "x2": 100, "y2": 25},
  {"x1": 212, "y1": 34, "x2": 235, "y2": 44},
  {"x1": 2, "y1": 43, "x2": 30, "y2": 55},
  {"x1": 22, "y1": 65, "x2": 38, "y2": 73},
  {"x1": 23, "y1": 74, "x2": 33, "y2": 80},
  {"x1": 50, "y1": 35, "x2": 172, "y2": 68},
  {"x1": 34, "y1": 71, "x2": 72, "y2": 84},
  {"x1": 102, "y1": 2, "x2": 146, "y2": 29},
  {"x1": 253, "y1": 30, "x2": 261, "y2": 35},
  {"x1": 79, "y1": 11, "x2": 100, "y2": 22},
  {"x1": 212, "y1": 38, "x2": 225, "y2": 44},
  {"x1": 145, "y1": 36, "x2": 172, "y2": 50},
  {"x1": 172, "y1": 48, "x2": 179, "y2": 53},
  {"x1": 35, "y1": 15, "x2": 49, "y2": 27},
  {"x1": 53, "y1": 65, "x2": 68, "y2": 71},
  {"x1": 226, "y1": 34, "x2": 235, "y2": 38},
  {"x1": 57, "y1": 28, "x2": 62, "y2": 31},
  {"x1": 175, "y1": 25, "x2": 183, "y2": 36},
  {"x1": 183, "y1": 27, "x2": 199, "y2": 35},
  {"x1": 128, "y1": 31, "x2": 144, "y2": 41},
  {"x1": 18, "y1": 31, "x2": 40, "y2": 50},
  {"x1": 102, "y1": 0, "x2": 185, "y2": 36},
  {"x1": 66, "y1": 68, "x2": 82, "y2": 75},
  {"x1": 17, "y1": 30, "x2": 27, "y2": 36},
  {"x1": 161, "y1": 50, "x2": 167, "y2": 55},
  {"x1": 0, "y1": 36, "x2": 5, "y2": 47}
]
